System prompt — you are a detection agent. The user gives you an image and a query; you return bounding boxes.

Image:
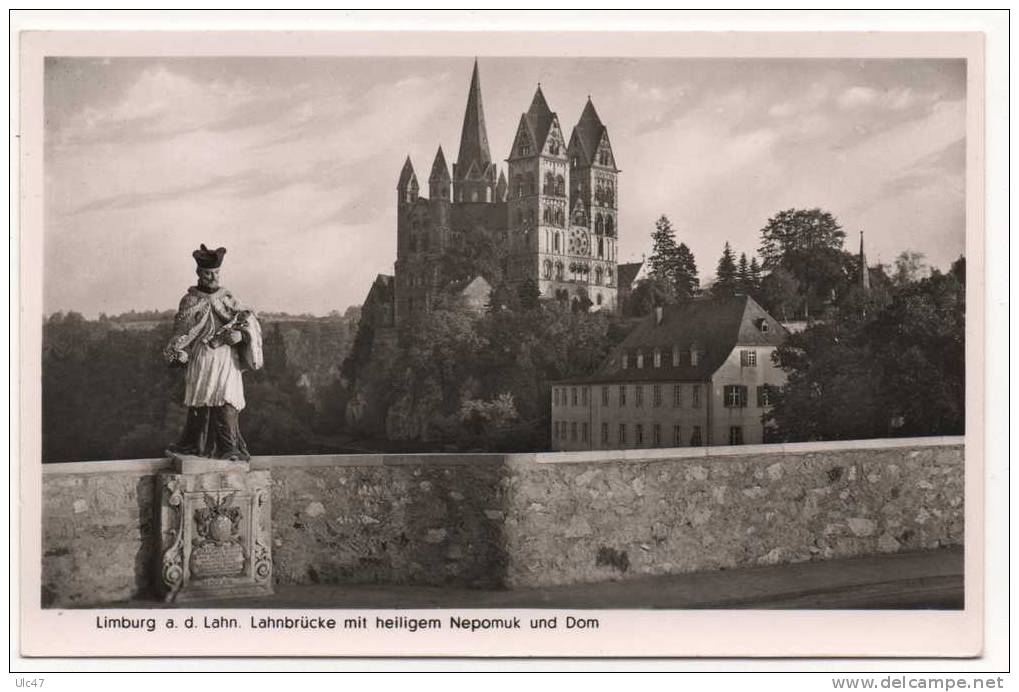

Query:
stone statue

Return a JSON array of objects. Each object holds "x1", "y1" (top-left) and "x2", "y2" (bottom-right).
[{"x1": 163, "y1": 244, "x2": 263, "y2": 461}]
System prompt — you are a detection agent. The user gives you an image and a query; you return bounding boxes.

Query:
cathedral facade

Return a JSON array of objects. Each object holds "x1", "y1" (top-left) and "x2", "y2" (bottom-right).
[{"x1": 394, "y1": 61, "x2": 620, "y2": 325}]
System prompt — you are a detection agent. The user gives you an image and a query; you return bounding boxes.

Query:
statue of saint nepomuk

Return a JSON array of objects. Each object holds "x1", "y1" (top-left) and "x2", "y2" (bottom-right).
[{"x1": 163, "y1": 244, "x2": 263, "y2": 460}]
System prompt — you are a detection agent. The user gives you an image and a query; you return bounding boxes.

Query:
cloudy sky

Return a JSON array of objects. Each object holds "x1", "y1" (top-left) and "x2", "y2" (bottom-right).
[{"x1": 45, "y1": 56, "x2": 966, "y2": 317}]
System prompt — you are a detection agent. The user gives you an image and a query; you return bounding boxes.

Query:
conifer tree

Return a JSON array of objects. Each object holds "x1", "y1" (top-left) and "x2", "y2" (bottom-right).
[
  {"x1": 713, "y1": 242, "x2": 738, "y2": 297},
  {"x1": 647, "y1": 215, "x2": 679, "y2": 291},
  {"x1": 749, "y1": 256, "x2": 762, "y2": 291},
  {"x1": 737, "y1": 252, "x2": 751, "y2": 293},
  {"x1": 673, "y1": 242, "x2": 700, "y2": 300}
]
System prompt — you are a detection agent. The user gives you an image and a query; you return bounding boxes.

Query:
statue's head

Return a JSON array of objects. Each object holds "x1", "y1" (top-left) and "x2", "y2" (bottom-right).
[
  {"x1": 192, "y1": 244, "x2": 226, "y2": 291},
  {"x1": 196, "y1": 267, "x2": 221, "y2": 291}
]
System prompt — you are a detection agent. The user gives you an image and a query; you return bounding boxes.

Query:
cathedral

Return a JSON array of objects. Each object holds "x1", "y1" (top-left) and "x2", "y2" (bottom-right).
[{"x1": 393, "y1": 60, "x2": 621, "y2": 325}]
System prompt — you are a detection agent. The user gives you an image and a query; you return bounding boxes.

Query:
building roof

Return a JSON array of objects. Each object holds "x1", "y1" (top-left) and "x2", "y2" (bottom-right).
[
  {"x1": 397, "y1": 157, "x2": 417, "y2": 190},
  {"x1": 430, "y1": 146, "x2": 450, "y2": 182},
  {"x1": 524, "y1": 86, "x2": 556, "y2": 150},
  {"x1": 455, "y1": 60, "x2": 493, "y2": 178},
  {"x1": 570, "y1": 98, "x2": 608, "y2": 165},
  {"x1": 558, "y1": 294, "x2": 788, "y2": 384},
  {"x1": 617, "y1": 261, "x2": 644, "y2": 289}
]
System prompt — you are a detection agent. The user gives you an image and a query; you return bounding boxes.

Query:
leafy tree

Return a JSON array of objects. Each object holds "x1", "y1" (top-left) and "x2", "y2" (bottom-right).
[
  {"x1": 892, "y1": 250, "x2": 928, "y2": 286},
  {"x1": 757, "y1": 266, "x2": 801, "y2": 321},
  {"x1": 759, "y1": 208, "x2": 846, "y2": 268},
  {"x1": 768, "y1": 265, "x2": 965, "y2": 441},
  {"x1": 516, "y1": 278, "x2": 542, "y2": 310},
  {"x1": 712, "y1": 242, "x2": 738, "y2": 297}
]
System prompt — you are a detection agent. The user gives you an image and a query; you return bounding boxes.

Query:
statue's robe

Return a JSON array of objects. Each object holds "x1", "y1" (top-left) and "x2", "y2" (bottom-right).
[{"x1": 164, "y1": 286, "x2": 262, "y2": 460}]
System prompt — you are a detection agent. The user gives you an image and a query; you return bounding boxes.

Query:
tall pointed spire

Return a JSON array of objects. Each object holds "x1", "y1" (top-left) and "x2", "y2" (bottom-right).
[
  {"x1": 456, "y1": 59, "x2": 492, "y2": 173},
  {"x1": 859, "y1": 231, "x2": 870, "y2": 292},
  {"x1": 397, "y1": 156, "x2": 418, "y2": 203},
  {"x1": 524, "y1": 84, "x2": 555, "y2": 149},
  {"x1": 453, "y1": 59, "x2": 496, "y2": 202},
  {"x1": 429, "y1": 146, "x2": 450, "y2": 201}
]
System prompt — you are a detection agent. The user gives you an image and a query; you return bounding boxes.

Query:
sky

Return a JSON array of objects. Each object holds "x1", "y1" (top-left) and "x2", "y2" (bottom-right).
[{"x1": 44, "y1": 56, "x2": 966, "y2": 317}]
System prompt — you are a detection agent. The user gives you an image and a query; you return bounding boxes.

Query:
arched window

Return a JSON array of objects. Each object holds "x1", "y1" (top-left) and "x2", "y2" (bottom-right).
[
  {"x1": 526, "y1": 173, "x2": 535, "y2": 195},
  {"x1": 605, "y1": 216, "x2": 614, "y2": 237},
  {"x1": 543, "y1": 259, "x2": 553, "y2": 279},
  {"x1": 555, "y1": 261, "x2": 564, "y2": 280},
  {"x1": 595, "y1": 266, "x2": 603, "y2": 285},
  {"x1": 543, "y1": 206, "x2": 552, "y2": 224},
  {"x1": 573, "y1": 206, "x2": 586, "y2": 225},
  {"x1": 595, "y1": 214, "x2": 604, "y2": 234},
  {"x1": 513, "y1": 175, "x2": 523, "y2": 198},
  {"x1": 553, "y1": 233, "x2": 561, "y2": 253},
  {"x1": 596, "y1": 293, "x2": 603, "y2": 306},
  {"x1": 555, "y1": 208, "x2": 565, "y2": 227},
  {"x1": 598, "y1": 237, "x2": 604, "y2": 258},
  {"x1": 544, "y1": 172, "x2": 555, "y2": 195},
  {"x1": 606, "y1": 268, "x2": 614, "y2": 285},
  {"x1": 556, "y1": 175, "x2": 565, "y2": 196}
]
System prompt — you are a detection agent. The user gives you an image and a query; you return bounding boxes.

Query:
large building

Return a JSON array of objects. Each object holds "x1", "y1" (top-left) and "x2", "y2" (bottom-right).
[
  {"x1": 394, "y1": 60, "x2": 621, "y2": 324},
  {"x1": 551, "y1": 295, "x2": 789, "y2": 450}
]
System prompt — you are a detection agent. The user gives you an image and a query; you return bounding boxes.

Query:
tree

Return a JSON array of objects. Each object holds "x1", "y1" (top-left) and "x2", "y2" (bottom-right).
[
  {"x1": 516, "y1": 278, "x2": 542, "y2": 310},
  {"x1": 712, "y1": 242, "x2": 738, "y2": 297},
  {"x1": 647, "y1": 215, "x2": 679, "y2": 291},
  {"x1": 892, "y1": 250, "x2": 928, "y2": 286},
  {"x1": 757, "y1": 266, "x2": 801, "y2": 321},
  {"x1": 767, "y1": 265, "x2": 965, "y2": 441},
  {"x1": 748, "y1": 256, "x2": 762, "y2": 291},
  {"x1": 737, "y1": 252, "x2": 751, "y2": 293},
  {"x1": 672, "y1": 242, "x2": 700, "y2": 300},
  {"x1": 758, "y1": 208, "x2": 846, "y2": 268}
]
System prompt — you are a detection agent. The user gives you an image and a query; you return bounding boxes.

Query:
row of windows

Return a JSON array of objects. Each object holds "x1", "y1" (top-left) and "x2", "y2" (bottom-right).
[
  {"x1": 542, "y1": 259, "x2": 616, "y2": 284},
  {"x1": 556, "y1": 422, "x2": 748, "y2": 447},
  {"x1": 552, "y1": 383, "x2": 775, "y2": 409},
  {"x1": 619, "y1": 347, "x2": 759, "y2": 370}
]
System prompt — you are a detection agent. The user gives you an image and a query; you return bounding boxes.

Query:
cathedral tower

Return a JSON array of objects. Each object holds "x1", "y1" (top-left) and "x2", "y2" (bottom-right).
[
  {"x1": 452, "y1": 60, "x2": 498, "y2": 203},
  {"x1": 568, "y1": 97, "x2": 619, "y2": 309}
]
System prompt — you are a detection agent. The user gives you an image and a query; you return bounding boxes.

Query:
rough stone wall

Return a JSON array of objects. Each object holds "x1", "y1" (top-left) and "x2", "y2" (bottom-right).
[
  {"x1": 501, "y1": 445, "x2": 963, "y2": 587},
  {"x1": 269, "y1": 458, "x2": 508, "y2": 588},
  {"x1": 41, "y1": 471, "x2": 159, "y2": 607},
  {"x1": 40, "y1": 442, "x2": 963, "y2": 607}
]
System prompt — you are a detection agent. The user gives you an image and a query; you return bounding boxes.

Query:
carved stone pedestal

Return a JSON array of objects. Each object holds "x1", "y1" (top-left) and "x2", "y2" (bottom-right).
[{"x1": 157, "y1": 457, "x2": 273, "y2": 603}]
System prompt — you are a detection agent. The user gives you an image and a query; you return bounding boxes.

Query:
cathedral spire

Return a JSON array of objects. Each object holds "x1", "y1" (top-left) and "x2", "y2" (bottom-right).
[
  {"x1": 859, "y1": 231, "x2": 870, "y2": 292},
  {"x1": 456, "y1": 59, "x2": 492, "y2": 173},
  {"x1": 397, "y1": 156, "x2": 418, "y2": 203},
  {"x1": 429, "y1": 146, "x2": 450, "y2": 201}
]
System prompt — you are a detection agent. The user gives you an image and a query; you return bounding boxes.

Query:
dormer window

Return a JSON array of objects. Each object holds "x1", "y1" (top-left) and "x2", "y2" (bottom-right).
[
  {"x1": 690, "y1": 346, "x2": 699, "y2": 367},
  {"x1": 671, "y1": 346, "x2": 680, "y2": 366},
  {"x1": 636, "y1": 352, "x2": 644, "y2": 369},
  {"x1": 756, "y1": 317, "x2": 770, "y2": 333},
  {"x1": 653, "y1": 348, "x2": 662, "y2": 368},
  {"x1": 621, "y1": 352, "x2": 629, "y2": 369}
]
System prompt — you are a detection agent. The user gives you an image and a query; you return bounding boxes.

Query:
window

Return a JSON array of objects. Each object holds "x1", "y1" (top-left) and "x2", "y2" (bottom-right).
[
  {"x1": 636, "y1": 352, "x2": 644, "y2": 369},
  {"x1": 635, "y1": 385, "x2": 644, "y2": 408},
  {"x1": 618, "y1": 423, "x2": 627, "y2": 446},
  {"x1": 673, "y1": 384, "x2": 682, "y2": 407},
  {"x1": 543, "y1": 259, "x2": 553, "y2": 279},
  {"x1": 601, "y1": 386, "x2": 609, "y2": 406},
  {"x1": 581, "y1": 422, "x2": 589, "y2": 442},
  {"x1": 619, "y1": 385, "x2": 627, "y2": 406},
  {"x1": 691, "y1": 425, "x2": 703, "y2": 446},
  {"x1": 757, "y1": 384, "x2": 772, "y2": 408},
  {"x1": 582, "y1": 387, "x2": 589, "y2": 406},
  {"x1": 652, "y1": 423, "x2": 661, "y2": 447},
  {"x1": 740, "y1": 350, "x2": 757, "y2": 367},
  {"x1": 690, "y1": 348, "x2": 699, "y2": 367},
  {"x1": 672, "y1": 346, "x2": 680, "y2": 366},
  {"x1": 673, "y1": 424, "x2": 682, "y2": 446},
  {"x1": 555, "y1": 261, "x2": 564, "y2": 280},
  {"x1": 692, "y1": 385, "x2": 701, "y2": 408},
  {"x1": 621, "y1": 352, "x2": 629, "y2": 370},
  {"x1": 605, "y1": 216, "x2": 614, "y2": 236},
  {"x1": 635, "y1": 424, "x2": 644, "y2": 447},
  {"x1": 724, "y1": 385, "x2": 749, "y2": 408},
  {"x1": 571, "y1": 422, "x2": 577, "y2": 441},
  {"x1": 601, "y1": 422, "x2": 609, "y2": 444},
  {"x1": 729, "y1": 426, "x2": 744, "y2": 446},
  {"x1": 571, "y1": 387, "x2": 578, "y2": 406},
  {"x1": 553, "y1": 388, "x2": 559, "y2": 407},
  {"x1": 653, "y1": 349, "x2": 662, "y2": 368},
  {"x1": 652, "y1": 384, "x2": 662, "y2": 407}
]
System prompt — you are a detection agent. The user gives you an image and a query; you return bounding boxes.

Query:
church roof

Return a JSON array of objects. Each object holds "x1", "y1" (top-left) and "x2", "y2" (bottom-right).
[
  {"x1": 430, "y1": 146, "x2": 450, "y2": 181},
  {"x1": 559, "y1": 295, "x2": 788, "y2": 384},
  {"x1": 571, "y1": 98, "x2": 607, "y2": 164},
  {"x1": 524, "y1": 85, "x2": 556, "y2": 150},
  {"x1": 397, "y1": 156, "x2": 417, "y2": 189},
  {"x1": 455, "y1": 60, "x2": 493, "y2": 177}
]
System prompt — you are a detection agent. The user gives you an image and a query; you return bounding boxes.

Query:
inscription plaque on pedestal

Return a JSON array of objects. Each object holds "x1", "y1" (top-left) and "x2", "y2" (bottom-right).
[{"x1": 157, "y1": 460, "x2": 273, "y2": 602}]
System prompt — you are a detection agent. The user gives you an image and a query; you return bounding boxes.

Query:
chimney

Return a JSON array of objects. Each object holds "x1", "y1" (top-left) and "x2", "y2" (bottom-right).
[{"x1": 654, "y1": 306, "x2": 663, "y2": 325}]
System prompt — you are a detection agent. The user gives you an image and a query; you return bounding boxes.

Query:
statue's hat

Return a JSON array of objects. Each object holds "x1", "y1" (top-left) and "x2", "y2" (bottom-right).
[{"x1": 193, "y1": 244, "x2": 226, "y2": 269}]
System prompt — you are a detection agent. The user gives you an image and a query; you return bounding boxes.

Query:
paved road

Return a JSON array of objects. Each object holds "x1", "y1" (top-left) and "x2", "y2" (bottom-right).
[{"x1": 128, "y1": 547, "x2": 963, "y2": 610}]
